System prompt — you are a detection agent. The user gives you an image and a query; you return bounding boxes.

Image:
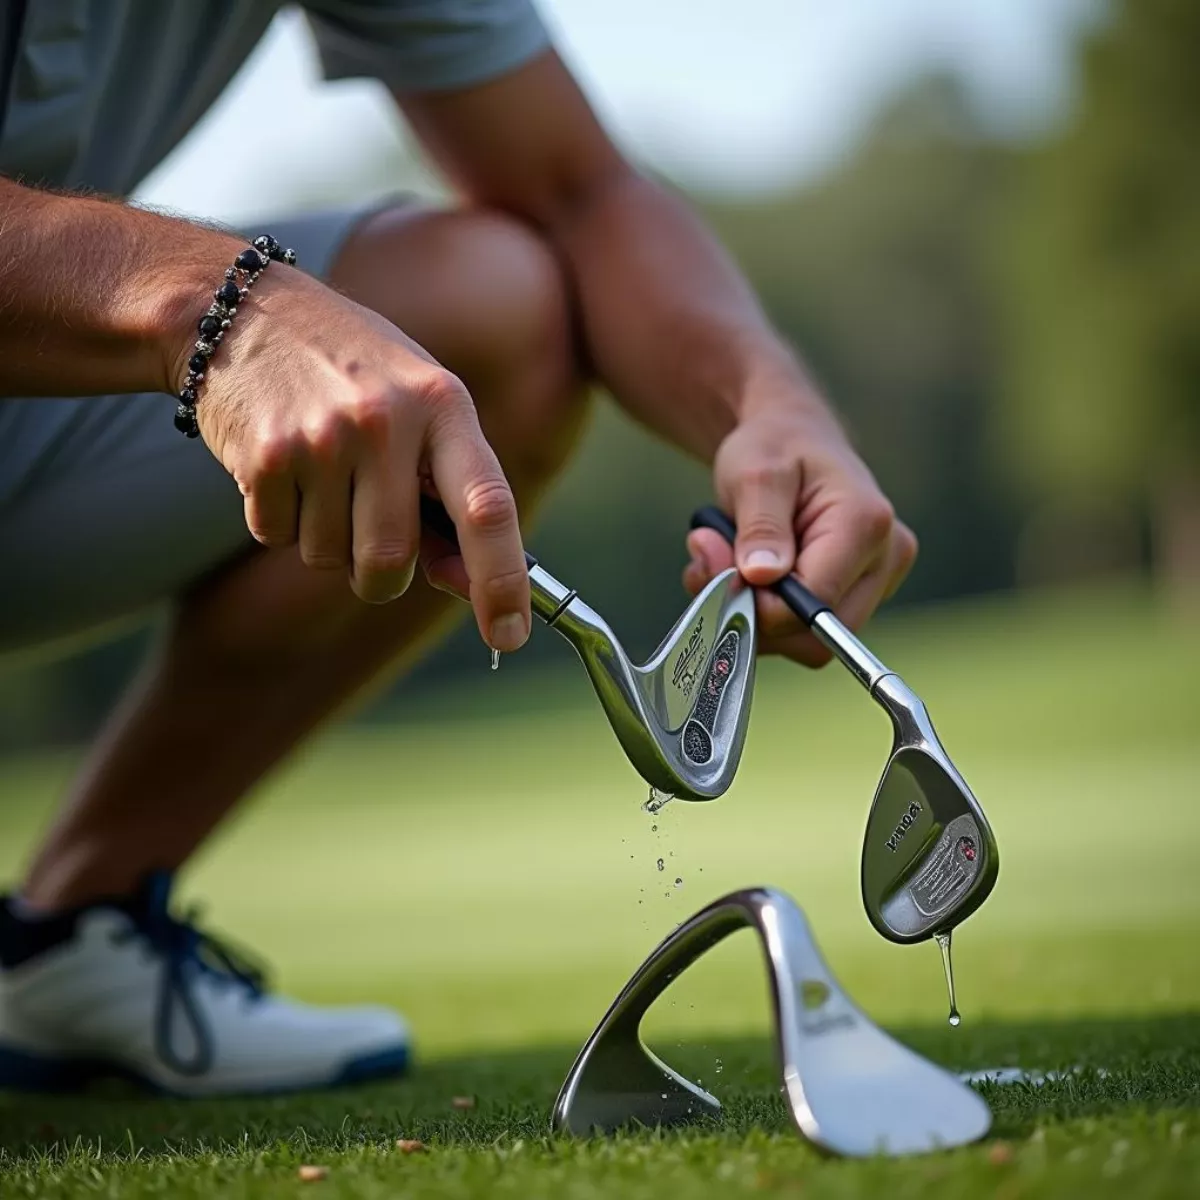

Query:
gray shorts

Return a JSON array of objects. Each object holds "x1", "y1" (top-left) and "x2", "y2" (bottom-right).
[{"x1": 0, "y1": 202, "x2": 398, "y2": 658}]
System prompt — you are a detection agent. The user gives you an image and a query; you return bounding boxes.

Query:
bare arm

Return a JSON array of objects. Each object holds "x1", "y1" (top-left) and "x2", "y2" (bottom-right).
[
  {"x1": 0, "y1": 176, "x2": 530, "y2": 646},
  {"x1": 0, "y1": 179, "x2": 243, "y2": 397},
  {"x1": 399, "y1": 53, "x2": 917, "y2": 663}
]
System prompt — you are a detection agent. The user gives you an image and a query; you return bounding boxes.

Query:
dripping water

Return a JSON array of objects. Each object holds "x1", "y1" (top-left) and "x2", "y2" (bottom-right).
[{"x1": 935, "y1": 930, "x2": 961, "y2": 1027}]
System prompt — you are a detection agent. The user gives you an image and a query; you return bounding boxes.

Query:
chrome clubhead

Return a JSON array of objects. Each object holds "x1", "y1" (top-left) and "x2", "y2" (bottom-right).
[
  {"x1": 688, "y1": 507, "x2": 1000, "y2": 942},
  {"x1": 419, "y1": 496, "x2": 758, "y2": 802},
  {"x1": 857, "y1": 673, "x2": 999, "y2": 943},
  {"x1": 552, "y1": 886, "x2": 992, "y2": 1156},
  {"x1": 533, "y1": 565, "x2": 758, "y2": 801}
]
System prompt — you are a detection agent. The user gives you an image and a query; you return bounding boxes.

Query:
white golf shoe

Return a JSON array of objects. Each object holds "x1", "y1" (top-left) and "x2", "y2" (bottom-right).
[{"x1": 0, "y1": 874, "x2": 410, "y2": 1096}]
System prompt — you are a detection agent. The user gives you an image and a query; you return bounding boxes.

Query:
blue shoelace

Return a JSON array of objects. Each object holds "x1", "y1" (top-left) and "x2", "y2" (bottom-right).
[{"x1": 111, "y1": 873, "x2": 266, "y2": 1076}]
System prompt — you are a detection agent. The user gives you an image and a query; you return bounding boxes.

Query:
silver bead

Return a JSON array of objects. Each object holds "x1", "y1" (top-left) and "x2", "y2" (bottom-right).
[
  {"x1": 225, "y1": 268, "x2": 236, "y2": 280},
  {"x1": 221, "y1": 319, "x2": 231, "y2": 329}
]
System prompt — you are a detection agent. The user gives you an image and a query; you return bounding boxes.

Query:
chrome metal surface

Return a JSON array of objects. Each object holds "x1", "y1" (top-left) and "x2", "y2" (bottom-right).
[
  {"x1": 811, "y1": 611, "x2": 890, "y2": 690},
  {"x1": 532, "y1": 567, "x2": 757, "y2": 801},
  {"x1": 552, "y1": 887, "x2": 992, "y2": 1156},
  {"x1": 859, "y1": 674, "x2": 999, "y2": 943}
]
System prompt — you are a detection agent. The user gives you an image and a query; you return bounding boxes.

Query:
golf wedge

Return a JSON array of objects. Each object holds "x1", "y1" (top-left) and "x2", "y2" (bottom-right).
[
  {"x1": 421, "y1": 497, "x2": 757, "y2": 801},
  {"x1": 690, "y1": 507, "x2": 998, "y2": 942}
]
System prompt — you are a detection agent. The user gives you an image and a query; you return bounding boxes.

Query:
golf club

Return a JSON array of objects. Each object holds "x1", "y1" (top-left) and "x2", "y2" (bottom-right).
[
  {"x1": 552, "y1": 886, "x2": 992, "y2": 1155},
  {"x1": 689, "y1": 507, "x2": 998, "y2": 942},
  {"x1": 421, "y1": 496, "x2": 757, "y2": 801}
]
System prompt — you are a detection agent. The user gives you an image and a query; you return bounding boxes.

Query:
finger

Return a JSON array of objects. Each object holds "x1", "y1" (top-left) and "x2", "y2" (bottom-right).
[
  {"x1": 794, "y1": 497, "x2": 895, "y2": 608},
  {"x1": 419, "y1": 524, "x2": 471, "y2": 600},
  {"x1": 243, "y1": 469, "x2": 299, "y2": 548},
  {"x1": 685, "y1": 528, "x2": 736, "y2": 580},
  {"x1": 881, "y1": 521, "x2": 919, "y2": 603},
  {"x1": 297, "y1": 463, "x2": 352, "y2": 571},
  {"x1": 726, "y1": 457, "x2": 801, "y2": 585},
  {"x1": 349, "y1": 437, "x2": 420, "y2": 604},
  {"x1": 426, "y1": 399, "x2": 530, "y2": 652},
  {"x1": 836, "y1": 525, "x2": 919, "y2": 631}
]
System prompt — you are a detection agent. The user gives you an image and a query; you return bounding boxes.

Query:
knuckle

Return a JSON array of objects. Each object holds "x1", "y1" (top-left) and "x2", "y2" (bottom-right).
[
  {"x1": 856, "y1": 497, "x2": 896, "y2": 543},
  {"x1": 740, "y1": 459, "x2": 792, "y2": 493},
  {"x1": 415, "y1": 369, "x2": 471, "y2": 416},
  {"x1": 739, "y1": 513, "x2": 790, "y2": 543},
  {"x1": 304, "y1": 412, "x2": 351, "y2": 461},
  {"x1": 248, "y1": 523, "x2": 293, "y2": 548},
  {"x1": 300, "y1": 546, "x2": 349, "y2": 571},
  {"x1": 346, "y1": 390, "x2": 396, "y2": 438},
  {"x1": 476, "y1": 565, "x2": 531, "y2": 605},
  {"x1": 355, "y1": 540, "x2": 417, "y2": 578},
  {"x1": 896, "y1": 525, "x2": 919, "y2": 569},
  {"x1": 463, "y1": 477, "x2": 518, "y2": 535}
]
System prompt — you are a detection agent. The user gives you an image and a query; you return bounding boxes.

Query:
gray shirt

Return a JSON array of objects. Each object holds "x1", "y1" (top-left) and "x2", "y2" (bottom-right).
[{"x1": 0, "y1": 0, "x2": 549, "y2": 196}]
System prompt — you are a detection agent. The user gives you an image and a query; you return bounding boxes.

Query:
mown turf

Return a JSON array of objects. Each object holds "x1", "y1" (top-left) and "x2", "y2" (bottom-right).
[{"x1": 0, "y1": 584, "x2": 1197, "y2": 1197}]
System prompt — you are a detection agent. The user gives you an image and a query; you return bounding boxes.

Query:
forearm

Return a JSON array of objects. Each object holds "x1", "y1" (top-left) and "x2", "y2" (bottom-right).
[
  {"x1": 0, "y1": 178, "x2": 245, "y2": 398},
  {"x1": 552, "y1": 171, "x2": 827, "y2": 461}
]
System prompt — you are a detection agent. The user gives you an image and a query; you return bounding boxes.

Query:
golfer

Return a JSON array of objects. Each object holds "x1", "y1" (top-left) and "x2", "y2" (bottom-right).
[{"x1": 0, "y1": 0, "x2": 915, "y2": 1095}]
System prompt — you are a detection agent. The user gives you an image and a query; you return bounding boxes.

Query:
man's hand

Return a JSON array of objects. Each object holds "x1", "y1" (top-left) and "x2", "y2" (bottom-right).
[
  {"x1": 398, "y1": 52, "x2": 915, "y2": 657},
  {"x1": 180, "y1": 270, "x2": 531, "y2": 652},
  {"x1": 683, "y1": 391, "x2": 917, "y2": 666}
]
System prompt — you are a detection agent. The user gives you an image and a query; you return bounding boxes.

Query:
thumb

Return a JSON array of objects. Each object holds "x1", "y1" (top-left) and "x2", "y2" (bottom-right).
[{"x1": 728, "y1": 460, "x2": 801, "y2": 586}]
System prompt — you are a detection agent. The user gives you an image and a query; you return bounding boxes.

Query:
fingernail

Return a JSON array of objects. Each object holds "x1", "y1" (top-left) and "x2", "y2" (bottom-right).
[
  {"x1": 490, "y1": 613, "x2": 529, "y2": 652},
  {"x1": 744, "y1": 549, "x2": 785, "y2": 572}
]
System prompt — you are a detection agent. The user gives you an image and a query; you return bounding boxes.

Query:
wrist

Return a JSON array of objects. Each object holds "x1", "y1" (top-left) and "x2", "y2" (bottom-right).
[
  {"x1": 137, "y1": 236, "x2": 249, "y2": 395},
  {"x1": 730, "y1": 336, "x2": 845, "y2": 438}
]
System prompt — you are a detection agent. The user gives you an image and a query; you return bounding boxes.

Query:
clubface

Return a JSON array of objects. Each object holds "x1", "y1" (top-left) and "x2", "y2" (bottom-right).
[
  {"x1": 560, "y1": 567, "x2": 757, "y2": 801},
  {"x1": 860, "y1": 676, "x2": 999, "y2": 943}
]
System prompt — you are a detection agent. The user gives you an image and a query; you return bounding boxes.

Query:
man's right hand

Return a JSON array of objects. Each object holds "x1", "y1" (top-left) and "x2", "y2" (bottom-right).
[{"x1": 174, "y1": 267, "x2": 531, "y2": 653}]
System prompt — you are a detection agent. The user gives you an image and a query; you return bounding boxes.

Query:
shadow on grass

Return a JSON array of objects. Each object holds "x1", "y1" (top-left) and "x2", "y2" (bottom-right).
[{"x1": 1, "y1": 1011, "x2": 1197, "y2": 1164}]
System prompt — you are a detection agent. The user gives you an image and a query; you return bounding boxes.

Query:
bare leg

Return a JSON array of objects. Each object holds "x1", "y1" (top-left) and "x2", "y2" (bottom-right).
[{"x1": 22, "y1": 207, "x2": 589, "y2": 909}]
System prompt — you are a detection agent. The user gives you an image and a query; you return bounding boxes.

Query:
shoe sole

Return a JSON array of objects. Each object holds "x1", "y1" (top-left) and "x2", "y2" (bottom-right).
[{"x1": 0, "y1": 1042, "x2": 409, "y2": 1097}]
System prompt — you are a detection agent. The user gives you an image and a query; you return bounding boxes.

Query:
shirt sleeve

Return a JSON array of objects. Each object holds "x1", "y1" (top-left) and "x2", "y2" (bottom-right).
[{"x1": 302, "y1": 0, "x2": 551, "y2": 93}]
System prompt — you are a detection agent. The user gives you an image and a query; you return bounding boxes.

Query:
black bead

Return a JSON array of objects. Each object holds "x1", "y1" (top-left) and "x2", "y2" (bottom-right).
[
  {"x1": 235, "y1": 248, "x2": 263, "y2": 272},
  {"x1": 199, "y1": 314, "x2": 223, "y2": 338},
  {"x1": 188, "y1": 352, "x2": 208, "y2": 374},
  {"x1": 215, "y1": 280, "x2": 241, "y2": 307},
  {"x1": 253, "y1": 234, "x2": 280, "y2": 259},
  {"x1": 179, "y1": 386, "x2": 198, "y2": 404},
  {"x1": 174, "y1": 404, "x2": 199, "y2": 437}
]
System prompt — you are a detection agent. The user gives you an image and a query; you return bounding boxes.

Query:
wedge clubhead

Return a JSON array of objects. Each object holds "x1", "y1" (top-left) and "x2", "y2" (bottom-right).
[
  {"x1": 690, "y1": 508, "x2": 998, "y2": 941},
  {"x1": 422, "y1": 498, "x2": 757, "y2": 800},
  {"x1": 552, "y1": 886, "x2": 992, "y2": 1156}
]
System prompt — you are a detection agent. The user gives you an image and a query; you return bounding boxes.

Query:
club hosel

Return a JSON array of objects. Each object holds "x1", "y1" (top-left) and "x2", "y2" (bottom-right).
[{"x1": 528, "y1": 563, "x2": 579, "y2": 626}]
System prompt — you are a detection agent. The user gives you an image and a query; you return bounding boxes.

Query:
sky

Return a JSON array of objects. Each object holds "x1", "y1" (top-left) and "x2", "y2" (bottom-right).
[{"x1": 136, "y1": 0, "x2": 1100, "y2": 224}]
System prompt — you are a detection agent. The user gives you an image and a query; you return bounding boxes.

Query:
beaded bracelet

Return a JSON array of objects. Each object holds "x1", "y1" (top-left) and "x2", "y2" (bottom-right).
[{"x1": 174, "y1": 234, "x2": 297, "y2": 438}]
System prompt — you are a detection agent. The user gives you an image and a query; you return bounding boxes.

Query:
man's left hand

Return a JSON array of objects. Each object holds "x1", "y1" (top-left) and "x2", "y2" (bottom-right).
[{"x1": 684, "y1": 391, "x2": 918, "y2": 667}]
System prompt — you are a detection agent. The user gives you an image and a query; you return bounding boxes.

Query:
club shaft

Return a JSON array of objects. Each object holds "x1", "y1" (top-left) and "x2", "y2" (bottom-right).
[{"x1": 811, "y1": 611, "x2": 892, "y2": 691}]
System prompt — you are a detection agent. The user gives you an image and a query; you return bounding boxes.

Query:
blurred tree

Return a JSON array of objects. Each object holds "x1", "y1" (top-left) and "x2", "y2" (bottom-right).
[{"x1": 998, "y1": 0, "x2": 1200, "y2": 591}]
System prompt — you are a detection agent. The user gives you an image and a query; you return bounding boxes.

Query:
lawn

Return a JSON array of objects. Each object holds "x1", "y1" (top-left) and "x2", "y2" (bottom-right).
[{"x1": 0, "y1": 583, "x2": 1197, "y2": 1197}]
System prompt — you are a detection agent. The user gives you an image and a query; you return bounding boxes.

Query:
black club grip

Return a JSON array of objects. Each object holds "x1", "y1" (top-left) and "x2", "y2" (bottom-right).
[
  {"x1": 689, "y1": 505, "x2": 829, "y2": 627},
  {"x1": 419, "y1": 494, "x2": 538, "y2": 570}
]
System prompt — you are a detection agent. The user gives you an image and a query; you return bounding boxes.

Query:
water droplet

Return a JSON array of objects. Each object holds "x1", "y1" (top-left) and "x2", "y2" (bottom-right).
[
  {"x1": 935, "y1": 930, "x2": 961, "y2": 1027},
  {"x1": 651, "y1": 824, "x2": 658, "y2": 833},
  {"x1": 656, "y1": 858, "x2": 664, "y2": 871},
  {"x1": 715, "y1": 1058, "x2": 723, "y2": 1074},
  {"x1": 490, "y1": 649, "x2": 501, "y2": 671},
  {"x1": 643, "y1": 787, "x2": 675, "y2": 814},
  {"x1": 674, "y1": 877, "x2": 683, "y2": 888},
  {"x1": 660, "y1": 1092, "x2": 668, "y2": 1100}
]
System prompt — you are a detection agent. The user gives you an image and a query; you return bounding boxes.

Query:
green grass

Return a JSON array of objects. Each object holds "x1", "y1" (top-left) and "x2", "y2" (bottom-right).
[{"x1": 1, "y1": 583, "x2": 1198, "y2": 1197}]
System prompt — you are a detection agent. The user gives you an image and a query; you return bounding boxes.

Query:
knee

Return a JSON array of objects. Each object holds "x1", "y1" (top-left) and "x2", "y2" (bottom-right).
[
  {"x1": 341, "y1": 205, "x2": 590, "y2": 503},
  {"x1": 425, "y1": 211, "x2": 590, "y2": 498}
]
